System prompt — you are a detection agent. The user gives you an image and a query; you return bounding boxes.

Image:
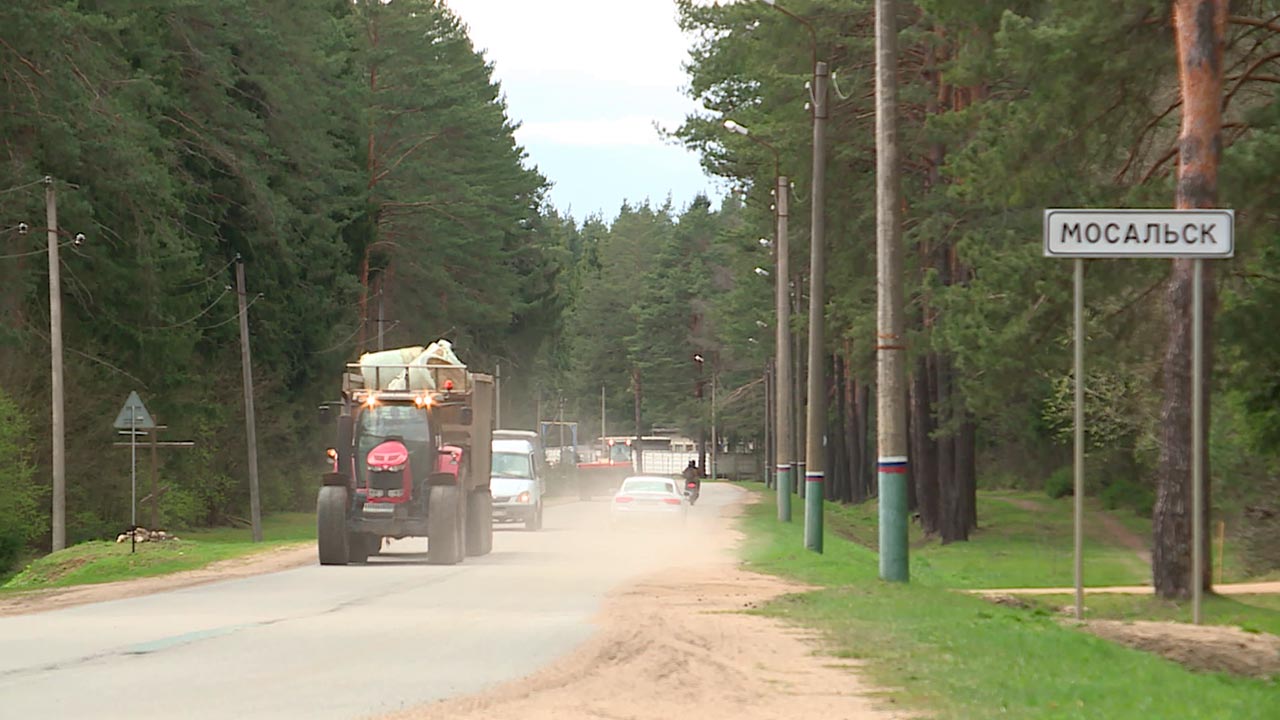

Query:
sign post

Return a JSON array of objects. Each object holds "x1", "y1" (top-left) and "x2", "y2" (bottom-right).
[
  {"x1": 113, "y1": 391, "x2": 156, "y2": 554},
  {"x1": 1045, "y1": 209, "x2": 1233, "y2": 622}
]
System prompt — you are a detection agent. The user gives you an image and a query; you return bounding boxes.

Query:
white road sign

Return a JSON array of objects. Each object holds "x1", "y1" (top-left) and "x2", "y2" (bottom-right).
[{"x1": 1044, "y1": 209, "x2": 1234, "y2": 259}]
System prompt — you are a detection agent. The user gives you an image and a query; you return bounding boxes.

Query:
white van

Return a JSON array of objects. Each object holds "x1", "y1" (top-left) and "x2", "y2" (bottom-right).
[{"x1": 490, "y1": 430, "x2": 545, "y2": 530}]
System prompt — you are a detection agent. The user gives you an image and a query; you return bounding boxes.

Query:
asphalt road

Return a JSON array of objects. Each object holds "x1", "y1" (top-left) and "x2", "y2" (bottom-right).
[{"x1": 0, "y1": 484, "x2": 738, "y2": 720}]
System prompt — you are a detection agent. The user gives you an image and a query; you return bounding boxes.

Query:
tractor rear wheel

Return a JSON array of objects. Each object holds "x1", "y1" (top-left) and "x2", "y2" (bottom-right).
[
  {"x1": 465, "y1": 489, "x2": 493, "y2": 556},
  {"x1": 427, "y1": 485, "x2": 465, "y2": 565},
  {"x1": 317, "y1": 486, "x2": 350, "y2": 566}
]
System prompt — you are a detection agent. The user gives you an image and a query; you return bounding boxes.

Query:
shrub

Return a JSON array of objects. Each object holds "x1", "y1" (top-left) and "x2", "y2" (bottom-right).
[
  {"x1": 0, "y1": 390, "x2": 42, "y2": 571},
  {"x1": 1045, "y1": 466, "x2": 1074, "y2": 499}
]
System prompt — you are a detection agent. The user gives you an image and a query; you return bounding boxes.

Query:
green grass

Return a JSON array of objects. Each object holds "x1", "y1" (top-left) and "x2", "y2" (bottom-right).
[
  {"x1": 739, "y1": 486, "x2": 1279, "y2": 719},
  {"x1": 1017, "y1": 593, "x2": 1280, "y2": 637},
  {"x1": 1, "y1": 512, "x2": 314, "y2": 592},
  {"x1": 824, "y1": 489, "x2": 1152, "y2": 589}
]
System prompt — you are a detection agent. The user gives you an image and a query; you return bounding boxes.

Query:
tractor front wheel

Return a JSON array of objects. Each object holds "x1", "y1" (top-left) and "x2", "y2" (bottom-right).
[{"x1": 317, "y1": 486, "x2": 350, "y2": 566}]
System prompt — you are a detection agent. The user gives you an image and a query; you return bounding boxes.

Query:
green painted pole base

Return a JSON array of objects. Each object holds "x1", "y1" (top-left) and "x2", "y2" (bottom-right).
[
  {"x1": 878, "y1": 458, "x2": 909, "y2": 582},
  {"x1": 776, "y1": 466, "x2": 792, "y2": 522},
  {"x1": 804, "y1": 474, "x2": 823, "y2": 552}
]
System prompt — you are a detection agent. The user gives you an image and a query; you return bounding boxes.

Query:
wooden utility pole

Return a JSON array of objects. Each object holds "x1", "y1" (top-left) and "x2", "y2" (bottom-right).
[
  {"x1": 1154, "y1": 0, "x2": 1227, "y2": 611},
  {"x1": 45, "y1": 176, "x2": 66, "y2": 552},
  {"x1": 236, "y1": 257, "x2": 264, "y2": 543},
  {"x1": 875, "y1": 0, "x2": 909, "y2": 582}
]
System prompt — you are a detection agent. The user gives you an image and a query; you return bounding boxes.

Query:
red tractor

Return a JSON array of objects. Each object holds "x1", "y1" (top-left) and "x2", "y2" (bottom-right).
[{"x1": 317, "y1": 354, "x2": 494, "y2": 565}]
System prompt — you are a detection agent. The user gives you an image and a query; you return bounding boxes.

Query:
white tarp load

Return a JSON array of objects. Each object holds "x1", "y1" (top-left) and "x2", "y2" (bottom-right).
[{"x1": 357, "y1": 339, "x2": 468, "y2": 392}]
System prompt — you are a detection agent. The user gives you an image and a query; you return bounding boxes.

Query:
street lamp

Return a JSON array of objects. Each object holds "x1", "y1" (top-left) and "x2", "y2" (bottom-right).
[
  {"x1": 758, "y1": 0, "x2": 828, "y2": 552},
  {"x1": 722, "y1": 118, "x2": 794, "y2": 522}
]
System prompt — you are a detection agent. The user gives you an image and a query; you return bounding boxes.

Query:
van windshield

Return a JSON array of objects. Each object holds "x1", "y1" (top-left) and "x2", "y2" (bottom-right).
[{"x1": 492, "y1": 452, "x2": 532, "y2": 478}]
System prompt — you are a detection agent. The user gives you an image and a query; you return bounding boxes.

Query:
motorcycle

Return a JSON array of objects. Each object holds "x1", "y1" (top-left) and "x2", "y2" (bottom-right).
[{"x1": 684, "y1": 479, "x2": 700, "y2": 506}]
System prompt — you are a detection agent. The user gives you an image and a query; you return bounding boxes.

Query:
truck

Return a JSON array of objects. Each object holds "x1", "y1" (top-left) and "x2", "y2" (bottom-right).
[
  {"x1": 574, "y1": 436, "x2": 635, "y2": 500},
  {"x1": 317, "y1": 342, "x2": 494, "y2": 566}
]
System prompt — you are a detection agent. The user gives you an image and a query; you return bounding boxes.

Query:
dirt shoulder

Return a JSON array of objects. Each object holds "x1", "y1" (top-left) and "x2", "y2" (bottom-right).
[
  {"x1": 380, "y1": 496, "x2": 909, "y2": 720},
  {"x1": 0, "y1": 542, "x2": 316, "y2": 617}
]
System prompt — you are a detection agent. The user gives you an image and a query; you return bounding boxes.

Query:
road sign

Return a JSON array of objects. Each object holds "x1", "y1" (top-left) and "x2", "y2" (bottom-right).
[
  {"x1": 1044, "y1": 209, "x2": 1234, "y2": 258},
  {"x1": 113, "y1": 391, "x2": 156, "y2": 430}
]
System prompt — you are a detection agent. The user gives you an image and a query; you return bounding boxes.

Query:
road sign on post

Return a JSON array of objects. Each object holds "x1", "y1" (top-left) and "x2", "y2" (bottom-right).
[
  {"x1": 1045, "y1": 208, "x2": 1233, "y2": 624},
  {"x1": 113, "y1": 391, "x2": 156, "y2": 431},
  {"x1": 113, "y1": 391, "x2": 155, "y2": 554},
  {"x1": 1044, "y1": 209, "x2": 1234, "y2": 258}
]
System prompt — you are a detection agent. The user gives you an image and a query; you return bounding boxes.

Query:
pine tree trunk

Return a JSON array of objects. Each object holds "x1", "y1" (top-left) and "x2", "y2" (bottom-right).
[
  {"x1": 1154, "y1": 0, "x2": 1225, "y2": 600},
  {"x1": 957, "y1": 412, "x2": 977, "y2": 532},
  {"x1": 935, "y1": 353, "x2": 964, "y2": 543},
  {"x1": 911, "y1": 354, "x2": 940, "y2": 535},
  {"x1": 855, "y1": 378, "x2": 872, "y2": 501},
  {"x1": 842, "y1": 351, "x2": 859, "y2": 503}
]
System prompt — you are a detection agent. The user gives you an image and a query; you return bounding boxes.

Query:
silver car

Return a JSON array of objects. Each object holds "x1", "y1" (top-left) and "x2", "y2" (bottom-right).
[
  {"x1": 610, "y1": 475, "x2": 687, "y2": 528},
  {"x1": 490, "y1": 435, "x2": 545, "y2": 530}
]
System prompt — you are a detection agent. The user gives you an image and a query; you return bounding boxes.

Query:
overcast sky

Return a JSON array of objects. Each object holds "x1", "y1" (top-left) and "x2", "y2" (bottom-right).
[{"x1": 443, "y1": 0, "x2": 723, "y2": 222}]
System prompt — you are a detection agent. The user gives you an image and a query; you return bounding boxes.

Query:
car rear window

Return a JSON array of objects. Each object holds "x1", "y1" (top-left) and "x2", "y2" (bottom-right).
[{"x1": 622, "y1": 480, "x2": 674, "y2": 494}]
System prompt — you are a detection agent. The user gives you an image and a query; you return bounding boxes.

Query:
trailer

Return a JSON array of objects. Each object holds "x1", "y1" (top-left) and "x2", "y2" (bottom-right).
[{"x1": 317, "y1": 343, "x2": 494, "y2": 565}]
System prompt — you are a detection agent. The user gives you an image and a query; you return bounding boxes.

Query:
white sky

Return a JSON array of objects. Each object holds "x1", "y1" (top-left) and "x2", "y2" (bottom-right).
[{"x1": 443, "y1": 0, "x2": 723, "y2": 221}]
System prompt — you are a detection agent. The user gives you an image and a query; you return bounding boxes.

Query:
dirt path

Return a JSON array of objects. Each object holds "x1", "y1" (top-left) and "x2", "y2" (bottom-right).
[
  {"x1": 971, "y1": 580, "x2": 1280, "y2": 596},
  {"x1": 0, "y1": 542, "x2": 316, "y2": 617},
  {"x1": 380, "y1": 497, "x2": 909, "y2": 720},
  {"x1": 1092, "y1": 511, "x2": 1152, "y2": 565}
]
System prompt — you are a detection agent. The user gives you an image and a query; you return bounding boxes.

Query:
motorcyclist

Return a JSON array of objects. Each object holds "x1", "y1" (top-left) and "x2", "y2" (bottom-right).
[{"x1": 681, "y1": 460, "x2": 701, "y2": 501}]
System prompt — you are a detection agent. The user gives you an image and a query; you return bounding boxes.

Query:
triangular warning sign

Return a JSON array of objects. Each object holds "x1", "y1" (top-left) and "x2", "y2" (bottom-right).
[{"x1": 113, "y1": 391, "x2": 156, "y2": 430}]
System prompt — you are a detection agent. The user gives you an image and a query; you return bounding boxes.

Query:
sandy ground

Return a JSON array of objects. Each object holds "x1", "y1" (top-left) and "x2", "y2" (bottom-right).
[
  {"x1": 379, "y1": 494, "x2": 909, "y2": 720},
  {"x1": 0, "y1": 541, "x2": 316, "y2": 617},
  {"x1": 1081, "y1": 620, "x2": 1280, "y2": 679}
]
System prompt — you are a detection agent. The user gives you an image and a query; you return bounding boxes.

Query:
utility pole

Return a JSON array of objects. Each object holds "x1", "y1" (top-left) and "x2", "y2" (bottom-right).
[
  {"x1": 711, "y1": 369, "x2": 718, "y2": 481},
  {"x1": 804, "y1": 61, "x2": 830, "y2": 553},
  {"x1": 632, "y1": 369, "x2": 643, "y2": 470},
  {"x1": 495, "y1": 362, "x2": 502, "y2": 427},
  {"x1": 600, "y1": 385, "x2": 607, "y2": 442},
  {"x1": 45, "y1": 177, "x2": 66, "y2": 552},
  {"x1": 235, "y1": 257, "x2": 263, "y2": 543},
  {"x1": 764, "y1": 361, "x2": 773, "y2": 489},
  {"x1": 376, "y1": 273, "x2": 385, "y2": 351},
  {"x1": 774, "y1": 176, "x2": 793, "y2": 521},
  {"x1": 875, "y1": 0, "x2": 909, "y2": 582}
]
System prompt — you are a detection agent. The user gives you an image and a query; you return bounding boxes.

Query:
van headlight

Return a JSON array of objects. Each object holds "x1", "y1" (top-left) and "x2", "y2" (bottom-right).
[{"x1": 516, "y1": 491, "x2": 531, "y2": 504}]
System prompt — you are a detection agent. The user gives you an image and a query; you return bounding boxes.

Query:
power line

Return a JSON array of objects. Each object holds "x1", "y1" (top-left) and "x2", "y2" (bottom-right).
[
  {"x1": 198, "y1": 293, "x2": 263, "y2": 331},
  {"x1": 150, "y1": 287, "x2": 232, "y2": 329}
]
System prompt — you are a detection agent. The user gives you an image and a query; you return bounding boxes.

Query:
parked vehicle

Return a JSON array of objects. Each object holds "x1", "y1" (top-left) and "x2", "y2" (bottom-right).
[
  {"x1": 491, "y1": 430, "x2": 545, "y2": 530},
  {"x1": 317, "y1": 341, "x2": 495, "y2": 566},
  {"x1": 609, "y1": 475, "x2": 687, "y2": 528}
]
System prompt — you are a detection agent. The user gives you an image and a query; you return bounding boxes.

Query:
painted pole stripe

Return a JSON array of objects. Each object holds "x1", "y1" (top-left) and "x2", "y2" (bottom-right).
[
  {"x1": 878, "y1": 457, "x2": 909, "y2": 475},
  {"x1": 805, "y1": 472, "x2": 824, "y2": 481},
  {"x1": 775, "y1": 464, "x2": 792, "y2": 470}
]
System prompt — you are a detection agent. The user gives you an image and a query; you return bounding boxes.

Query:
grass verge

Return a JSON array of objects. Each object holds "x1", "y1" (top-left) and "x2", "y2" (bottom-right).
[
  {"x1": 740, "y1": 486, "x2": 1279, "y2": 719},
  {"x1": 1, "y1": 512, "x2": 314, "y2": 592}
]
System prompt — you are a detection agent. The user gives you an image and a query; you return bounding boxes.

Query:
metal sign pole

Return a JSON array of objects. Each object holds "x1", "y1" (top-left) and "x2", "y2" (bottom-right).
[
  {"x1": 130, "y1": 411, "x2": 137, "y2": 554},
  {"x1": 1073, "y1": 258, "x2": 1085, "y2": 620},
  {"x1": 1192, "y1": 258, "x2": 1204, "y2": 624}
]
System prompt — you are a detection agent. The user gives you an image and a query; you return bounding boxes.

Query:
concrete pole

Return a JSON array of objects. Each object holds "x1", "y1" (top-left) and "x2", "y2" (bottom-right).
[
  {"x1": 875, "y1": 0, "x2": 909, "y2": 582},
  {"x1": 804, "y1": 61, "x2": 829, "y2": 553},
  {"x1": 236, "y1": 258, "x2": 264, "y2": 543},
  {"x1": 711, "y1": 370, "x2": 717, "y2": 481},
  {"x1": 150, "y1": 418, "x2": 160, "y2": 529},
  {"x1": 495, "y1": 362, "x2": 502, "y2": 428},
  {"x1": 46, "y1": 178, "x2": 66, "y2": 552},
  {"x1": 601, "y1": 385, "x2": 606, "y2": 442},
  {"x1": 774, "y1": 175, "x2": 792, "y2": 522}
]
